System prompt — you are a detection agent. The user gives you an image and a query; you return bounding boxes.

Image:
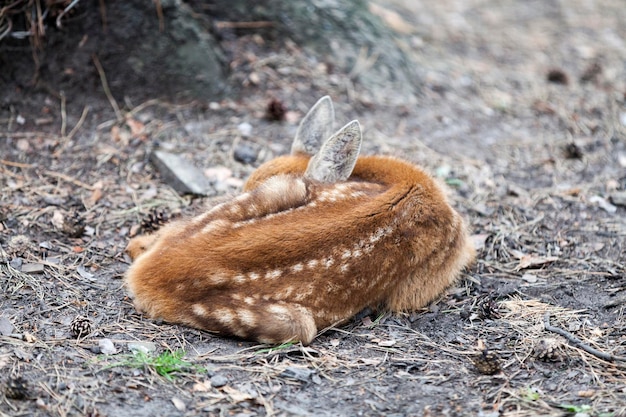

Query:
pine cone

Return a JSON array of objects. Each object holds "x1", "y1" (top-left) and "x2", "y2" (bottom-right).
[
  {"x1": 5, "y1": 376, "x2": 29, "y2": 400},
  {"x1": 62, "y1": 211, "x2": 86, "y2": 238},
  {"x1": 533, "y1": 338, "x2": 563, "y2": 362},
  {"x1": 140, "y1": 209, "x2": 172, "y2": 234},
  {"x1": 265, "y1": 98, "x2": 287, "y2": 121},
  {"x1": 476, "y1": 295, "x2": 501, "y2": 320},
  {"x1": 70, "y1": 316, "x2": 93, "y2": 338},
  {"x1": 471, "y1": 350, "x2": 501, "y2": 375}
]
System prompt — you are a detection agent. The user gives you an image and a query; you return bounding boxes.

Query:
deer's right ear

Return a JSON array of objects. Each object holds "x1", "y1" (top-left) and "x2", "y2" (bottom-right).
[
  {"x1": 291, "y1": 96, "x2": 335, "y2": 156},
  {"x1": 305, "y1": 120, "x2": 362, "y2": 183}
]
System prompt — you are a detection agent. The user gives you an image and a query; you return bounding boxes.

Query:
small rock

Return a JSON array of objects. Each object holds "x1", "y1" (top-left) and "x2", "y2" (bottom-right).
[
  {"x1": 150, "y1": 150, "x2": 211, "y2": 196},
  {"x1": 128, "y1": 341, "x2": 157, "y2": 354},
  {"x1": 279, "y1": 366, "x2": 314, "y2": 382},
  {"x1": 98, "y1": 338, "x2": 117, "y2": 355},
  {"x1": 0, "y1": 317, "x2": 15, "y2": 336},
  {"x1": 233, "y1": 143, "x2": 258, "y2": 164},
  {"x1": 9, "y1": 258, "x2": 23, "y2": 269},
  {"x1": 609, "y1": 191, "x2": 626, "y2": 207},
  {"x1": 22, "y1": 263, "x2": 45, "y2": 274},
  {"x1": 589, "y1": 195, "x2": 617, "y2": 213},
  {"x1": 237, "y1": 122, "x2": 253, "y2": 137},
  {"x1": 210, "y1": 374, "x2": 228, "y2": 388}
]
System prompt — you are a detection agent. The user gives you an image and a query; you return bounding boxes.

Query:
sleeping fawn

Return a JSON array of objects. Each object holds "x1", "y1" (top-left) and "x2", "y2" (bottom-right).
[{"x1": 125, "y1": 96, "x2": 475, "y2": 345}]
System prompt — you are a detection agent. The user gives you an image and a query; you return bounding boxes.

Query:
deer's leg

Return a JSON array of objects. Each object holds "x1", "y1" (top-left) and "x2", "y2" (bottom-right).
[{"x1": 189, "y1": 299, "x2": 318, "y2": 345}]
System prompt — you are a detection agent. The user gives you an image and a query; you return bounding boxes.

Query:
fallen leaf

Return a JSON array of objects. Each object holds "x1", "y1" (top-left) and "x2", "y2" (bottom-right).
[
  {"x1": 72, "y1": 246, "x2": 84, "y2": 253},
  {"x1": 171, "y1": 397, "x2": 186, "y2": 412},
  {"x1": 515, "y1": 254, "x2": 558, "y2": 271},
  {"x1": 110, "y1": 125, "x2": 121, "y2": 142},
  {"x1": 87, "y1": 188, "x2": 103, "y2": 207},
  {"x1": 76, "y1": 265, "x2": 95, "y2": 280},
  {"x1": 369, "y1": 3, "x2": 414, "y2": 34},
  {"x1": 222, "y1": 386, "x2": 254, "y2": 403},
  {"x1": 125, "y1": 118, "x2": 145, "y2": 137},
  {"x1": 471, "y1": 234, "x2": 490, "y2": 251},
  {"x1": 192, "y1": 380, "x2": 212, "y2": 392},
  {"x1": 50, "y1": 210, "x2": 65, "y2": 229}
]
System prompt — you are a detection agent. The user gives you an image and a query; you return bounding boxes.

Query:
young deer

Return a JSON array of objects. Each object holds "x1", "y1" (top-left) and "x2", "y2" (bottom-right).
[{"x1": 125, "y1": 96, "x2": 475, "y2": 345}]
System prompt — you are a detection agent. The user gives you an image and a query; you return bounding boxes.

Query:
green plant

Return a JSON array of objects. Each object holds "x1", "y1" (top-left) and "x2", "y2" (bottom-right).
[
  {"x1": 522, "y1": 387, "x2": 540, "y2": 402},
  {"x1": 558, "y1": 403, "x2": 592, "y2": 413},
  {"x1": 101, "y1": 350, "x2": 204, "y2": 381}
]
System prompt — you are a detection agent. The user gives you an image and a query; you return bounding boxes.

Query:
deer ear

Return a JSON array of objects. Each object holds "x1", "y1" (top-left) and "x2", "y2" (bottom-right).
[
  {"x1": 305, "y1": 120, "x2": 362, "y2": 183},
  {"x1": 291, "y1": 96, "x2": 335, "y2": 156}
]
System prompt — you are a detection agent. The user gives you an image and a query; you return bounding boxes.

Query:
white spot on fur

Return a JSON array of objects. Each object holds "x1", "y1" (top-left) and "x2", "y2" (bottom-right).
[
  {"x1": 369, "y1": 226, "x2": 393, "y2": 244},
  {"x1": 307, "y1": 259, "x2": 319, "y2": 269},
  {"x1": 277, "y1": 286, "x2": 295, "y2": 299},
  {"x1": 235, "y1": 193, "x2": 251, "y2": 203},
  {"x1": 341, "y1": 250, "x2": 352, "y2": 259},
  {"x1": 265, "y1": 269, "x2": 282, "y2": 279},
  {"x1": 260, "y1": 176, "x2": 306, "y2": 202},
  {"x1": 244, "y1": 297, "x2": 255, "y2": 305},
  {"x1": 292, "y1": 263, "x2": 304, "y2": 273},
  {"x1": 248, "y1": 272, "x2": 260, "y2": 280},
  {"x1": 210, "y1": 274, "x2": 227, "y2": 285},
  {"x1": 246, "y1": 203, "x2": 258, "y2": 216},
  {"x1": 340, "y1": 263, "x2": 350, "y2": 273},
  {"x1": 214, "y1": 308, "x2": 236, "y2": 326},
  {"x1": 192, "y1": 304, "x2": 208, "y2": 317},
  {"x1": 352, "y1": 249, "x2": 362, "y2": 258},
  {"x1": 201, "y1": 219, "x2": 229, "y2": 235},
  {"x1": 238, "y1": 309, "x2": 257, "y2": 327},
  {"x1": 191, "y1": 202, "x2": 226, "y2": 225},
  {"x1": 268, "y1": 304, "x2": 290, "y2": 317},
  {"x1": 233, "y1": 274, "x2": 246, "y2": 284},
  {"x1": 323, "y1": 257, "x2": 334, "y2": 268}
]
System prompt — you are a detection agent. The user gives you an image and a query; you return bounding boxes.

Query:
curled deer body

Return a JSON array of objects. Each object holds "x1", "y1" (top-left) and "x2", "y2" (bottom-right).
[{"x1": 125, "y1": 97, "x2": 475, "y2": 345}]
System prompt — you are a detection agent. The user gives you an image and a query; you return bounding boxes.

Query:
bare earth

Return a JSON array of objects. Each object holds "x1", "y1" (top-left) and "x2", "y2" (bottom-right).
[{"x1": 1, "y1": 0, "x2": 626, "y2": 416}]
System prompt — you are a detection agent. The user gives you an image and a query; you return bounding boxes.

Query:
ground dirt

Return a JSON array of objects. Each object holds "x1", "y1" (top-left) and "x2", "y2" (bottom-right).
[{"x1": 1, "y1": 0, "x2": 626, "y2": 416}]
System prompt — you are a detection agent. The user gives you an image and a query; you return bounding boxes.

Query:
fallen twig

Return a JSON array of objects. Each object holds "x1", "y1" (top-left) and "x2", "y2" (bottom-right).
[
  {"x1": 92, "y1": 54, "x2": 123, "y2": 122},
  {"x1": 543, "y1": 312, "x2": 626, "y2": 363}
]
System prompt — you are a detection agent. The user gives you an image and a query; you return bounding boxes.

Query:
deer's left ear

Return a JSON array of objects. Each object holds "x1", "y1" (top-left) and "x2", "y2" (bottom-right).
[
  {"x1": 291, "y1": 96, "x2": 335, "y2": 156},
  {"x1": 304, "y1": 120, "x2": 362, "y2": 183}
]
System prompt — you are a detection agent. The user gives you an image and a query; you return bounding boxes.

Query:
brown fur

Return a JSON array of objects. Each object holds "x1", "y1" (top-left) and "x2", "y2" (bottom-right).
[{"x1": 124, "y1": 97, "x2": 475, "y2": 345}]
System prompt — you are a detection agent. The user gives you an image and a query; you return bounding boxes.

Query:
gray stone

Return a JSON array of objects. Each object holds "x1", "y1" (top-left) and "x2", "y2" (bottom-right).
[
  {"x1": 210, "y1": 374, "x2": 228, "y2": 388},
  {"x1": 21, "y1": 263, "x2": 45, "y2": 274},
  {"x1": 610, "y1": 191, "x2": 626, "y2": 207},
  {"x1": 99, "y1": 338, "x2": 118, "y2": 355},
  {"x1": 0, "y1": 317, "x2": 15, "y2": 336},
  {"x1": 150, "y1": 150, "x2": 211, "y2": 196},
  {"x1": 233, "y1": 143, "x2": 258, "y2": 165},
  {"x1": 128, "y1": 341, "x2": 157, "y2": 355}
]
